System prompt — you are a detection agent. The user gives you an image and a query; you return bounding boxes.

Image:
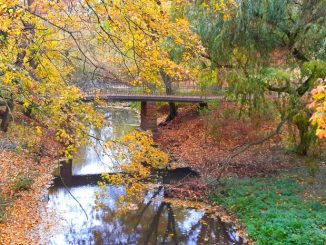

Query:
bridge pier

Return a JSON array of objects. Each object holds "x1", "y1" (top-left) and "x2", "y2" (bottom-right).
[
  {"x1": 59, "y1": 159, "x2": 73, "y2": 184},
  {"x1": 140, "y1": 101, "x2": 158, "y2": 138}
]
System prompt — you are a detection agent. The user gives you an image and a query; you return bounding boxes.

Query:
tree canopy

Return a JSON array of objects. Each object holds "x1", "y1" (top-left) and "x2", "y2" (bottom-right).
[
  {"x1": 0, "y1": 0, "x2": 207, "y2": 154},
  {"x1": 0, "y1": 0, "x2": 325, "y2": 154},
  {"x1": 185, "y1": 0, "x2": 326, "y2": 153}
]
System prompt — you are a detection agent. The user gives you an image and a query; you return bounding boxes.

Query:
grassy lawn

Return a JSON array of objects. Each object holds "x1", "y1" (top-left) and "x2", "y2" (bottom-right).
[{"x1": 210, "y1": 177, "x2": 326, "y2": 245}]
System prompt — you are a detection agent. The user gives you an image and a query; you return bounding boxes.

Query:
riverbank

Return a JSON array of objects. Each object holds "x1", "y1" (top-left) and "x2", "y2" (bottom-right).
[
  {"x1": 0, "y1": 118, "x2": 61, "y2": 244},
  {"x1": 157, "y1": 102, "x2": 295, "y2": 179},
  {"x1": 156, "y1": 102, "x2": 326, "y2": 244},
  {"x1": 1, "y1": 103, "x2": 324, "y2": 244}
]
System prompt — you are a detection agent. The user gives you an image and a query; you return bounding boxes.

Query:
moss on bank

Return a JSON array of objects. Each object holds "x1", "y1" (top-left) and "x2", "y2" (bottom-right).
[{"x1": 210, "y1": 177, "x2": 326, "y2": 245}]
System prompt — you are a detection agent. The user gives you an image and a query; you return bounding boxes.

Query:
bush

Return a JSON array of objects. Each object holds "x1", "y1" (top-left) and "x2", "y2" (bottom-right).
[
  {"x1": 210, "y1": 178, "x2": 326, "y2": 245},
  {"x1": 0, "y1": 174, "x2": 33, "y2": 223},
  {"x1": 12, "y1": 174, "x2": 34, "y2": 193}
]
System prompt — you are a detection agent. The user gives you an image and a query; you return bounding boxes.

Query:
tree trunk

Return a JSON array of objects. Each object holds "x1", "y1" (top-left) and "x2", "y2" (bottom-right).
[
  {"x1": 0, "y1": 98, "x2": 14, "y2": 132},
  {"x1": 296, "y1": 124, "x2": 315, "y2": 156},
  {"x1": 160, "y1": 70, "x2": 178, "y2": 122},
  {"x1": 296, "y1": 133, "x2": 309, "y2": 155},
  {"x1": 166, "y1": 102, "x2": 177, "y2": 122},
  {"x1": 293, "y1": 112, "x2": 316, "y2": 156}
]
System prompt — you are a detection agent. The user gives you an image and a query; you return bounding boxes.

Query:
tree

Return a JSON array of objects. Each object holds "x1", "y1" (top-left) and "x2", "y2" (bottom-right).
[
  {"x1": 0, "y1": 0, "x2": 208, "y2": 146},
  {"x1": 0, "y1": 1, "x2": 103, "y2": 155},
  {"x1": 160, "y1": 70, "x2": 178, "y2": 121},
  {"x1": 186, "y1": 0, "x2": 326, "y2": 155},
  {"x1": 73, "y1": 0, "x2": 204, "y2": 89},
  {"x1": 81, "y1": 0, "x2": 205, "y2": 121}
]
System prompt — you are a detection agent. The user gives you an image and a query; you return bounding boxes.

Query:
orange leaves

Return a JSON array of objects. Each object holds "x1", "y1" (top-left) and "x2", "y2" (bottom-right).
[
  {"x1": 157, "y1": 103, "x2": 292, "y2": 179},
  {"x1": 0, "y1": 149, "x2": 56, "y2": 244}
]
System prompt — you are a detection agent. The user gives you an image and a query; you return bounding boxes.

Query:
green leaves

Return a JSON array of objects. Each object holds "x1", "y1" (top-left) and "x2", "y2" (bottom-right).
[
  {"x1": 260, "y1": 67, "x2": 291, "y2": 83},
  {"x1": 12, "y1": 174, "x2": 34, "y2": 193},
  {"x1": 301, "y1": 60, "x2": 326, "y2": 81},
  {"x1": 101, "y1": 20, "x2": 110, "y2": 30},
  {"x1": 211, "y1": 178, "x2": 326, "y2": 245}
]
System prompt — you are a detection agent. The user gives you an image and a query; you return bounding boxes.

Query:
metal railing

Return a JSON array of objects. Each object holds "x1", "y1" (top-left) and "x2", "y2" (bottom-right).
[{"x1": 83, "y1": 81, "x2": 219, "y2": 99}]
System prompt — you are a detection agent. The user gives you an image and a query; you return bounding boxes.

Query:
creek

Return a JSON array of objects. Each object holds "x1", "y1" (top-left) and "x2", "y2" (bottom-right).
[{"x1": 47, "y1": 106, "x2": 243, "y2": 245}]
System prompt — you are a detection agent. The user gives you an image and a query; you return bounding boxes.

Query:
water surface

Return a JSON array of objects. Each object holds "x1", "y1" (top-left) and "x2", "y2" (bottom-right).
[{"x1": 48, "y1": 107, "x2": 243, "y2": 245}]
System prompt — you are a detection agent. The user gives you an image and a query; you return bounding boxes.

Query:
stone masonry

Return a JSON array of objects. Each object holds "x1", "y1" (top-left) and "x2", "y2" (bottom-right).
[{"x1": 140, "y1": 101, "x2": 158, "y2": 138}]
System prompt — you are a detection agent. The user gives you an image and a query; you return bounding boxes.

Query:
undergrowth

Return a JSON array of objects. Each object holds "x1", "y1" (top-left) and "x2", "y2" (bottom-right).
[
  {"x1": 0, "y1": 194, "x2": 12, "y2": 223},
  {"x1": 210, "y1": 178, "x2": 326, "y2": 245},
  {"x1": 0, "y1": 174, "x2": 34, "y2": 223},
  {"x1": 12, "y1": 174, "x2": 34, "y2": 193}
]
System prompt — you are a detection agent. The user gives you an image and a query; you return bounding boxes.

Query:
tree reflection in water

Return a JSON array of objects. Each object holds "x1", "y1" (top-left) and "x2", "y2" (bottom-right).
[
  {"x1": 48, "y1": 184, "x2": 243, "y2": 245},
  {"x1": 48, "y1": 107, "x2": 243, "y2": 244},
  {"x1": 72, "y1": 108, "x2": 139, "y2": 176}
]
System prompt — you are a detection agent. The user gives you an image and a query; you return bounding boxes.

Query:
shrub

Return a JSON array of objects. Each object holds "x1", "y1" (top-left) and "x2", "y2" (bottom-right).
[{"x1": 12, "y1": 174, "x2": 34, "y2": 193}]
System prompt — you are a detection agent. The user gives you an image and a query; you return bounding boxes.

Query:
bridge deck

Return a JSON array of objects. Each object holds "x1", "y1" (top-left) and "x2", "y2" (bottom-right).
[{"x1": 82, "y1": 93, "x2": 222, "y2": 102}]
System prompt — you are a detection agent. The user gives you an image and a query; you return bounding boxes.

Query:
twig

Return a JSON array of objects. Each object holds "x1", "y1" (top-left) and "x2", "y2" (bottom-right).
[
  {"x1": 225, "y1": 117, "x2": 287, "y2": 162},
  {"x1": 210, "y1": 116, "x2": 289, "y2": 184},
  {"x1": 57, "y1": 160, "x2": 88, "y2": 220}
]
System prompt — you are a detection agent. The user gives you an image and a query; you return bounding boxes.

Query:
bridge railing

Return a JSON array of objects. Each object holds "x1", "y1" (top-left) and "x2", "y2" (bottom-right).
[{"x1": 83, "y1": 82, "x2": 219, "y2": 98}]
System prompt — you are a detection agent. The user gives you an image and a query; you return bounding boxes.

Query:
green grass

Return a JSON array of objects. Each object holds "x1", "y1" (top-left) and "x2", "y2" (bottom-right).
[
  {"x1": 210, "y1": 178, "x2": 326, "y2": 245},
  {"x1": 0, "y1": 194, "x2": 6, "y2": 222}
]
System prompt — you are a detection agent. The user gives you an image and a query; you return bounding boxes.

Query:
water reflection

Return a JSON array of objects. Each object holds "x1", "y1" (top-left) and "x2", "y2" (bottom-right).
[
  {"x1": 73, "y1": 108, "x2": 139, "y2": 175},
  {"x1": 48, "y1": 185, "x2": 242, "y2": 245},
  {"x1": 48, "y1": 107, "x2": 243, "y2": 244}
]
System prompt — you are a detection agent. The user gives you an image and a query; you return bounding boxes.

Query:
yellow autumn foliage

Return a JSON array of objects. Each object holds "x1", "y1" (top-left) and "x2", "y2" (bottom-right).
[
  {"x1": 310, "y1": 79, "x2": 326, "y2": 138},
  {"x1": 0, "y1": 1, "x2": 103, "y2": 156},
  {"x1": 1, "y1": 0, "x2": 231, "y2": 154},
  {"x1": 99, "y1": 130, "x2": 168, "y2": 204}
]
